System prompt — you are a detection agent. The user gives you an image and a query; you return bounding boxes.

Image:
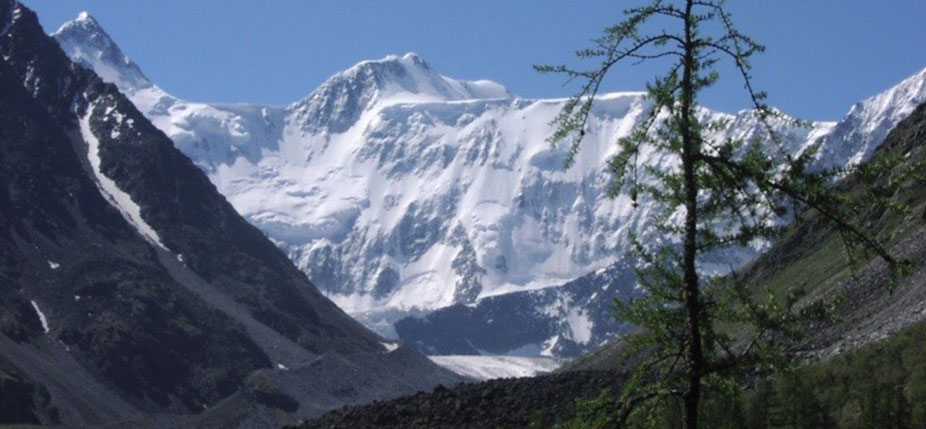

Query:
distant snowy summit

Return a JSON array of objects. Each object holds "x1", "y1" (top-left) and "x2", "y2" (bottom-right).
[
  {"x1": 52, "y1": 12, "x2": 152, "y2": 91},
  {"x1": 814, "y1": 67, "x2": 926, "y2": 168},
  {"x1": 292, "y1": 52, "x2": 512, "y2": 134},
  {"x1": 52, "y1": 12, "x2": 926, "y2": 358}
]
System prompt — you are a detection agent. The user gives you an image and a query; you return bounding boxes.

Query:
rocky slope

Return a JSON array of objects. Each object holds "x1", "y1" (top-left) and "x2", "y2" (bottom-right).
[
  {"x1": 289, "y1": 371, "x2": 618, "y2": 429},
  {"x1": 564, "y1": 101, "x2": 926, "y2": 373},
  {"x1": 0, "y1": 1, "x2": 460, "y2": 427}
]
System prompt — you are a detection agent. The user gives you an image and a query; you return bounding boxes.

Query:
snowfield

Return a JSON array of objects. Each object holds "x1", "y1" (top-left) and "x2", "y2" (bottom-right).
[{"x1": 429, "y1": 355, "x2": 561, "y2": 381}]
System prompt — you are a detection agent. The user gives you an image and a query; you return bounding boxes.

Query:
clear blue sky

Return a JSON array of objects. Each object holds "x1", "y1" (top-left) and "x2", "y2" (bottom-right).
[{"x1": 20, "y1": 0, "x2": 926, "y2": 120}]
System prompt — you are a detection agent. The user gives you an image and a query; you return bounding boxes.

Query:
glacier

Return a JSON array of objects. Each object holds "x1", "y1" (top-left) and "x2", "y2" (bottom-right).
[
  {"x1": 53, "y1": 12, "x2": 926, "y2": 357},
  {"x1": 428, "y1": 355, "x2": 561, "y2": 381}
]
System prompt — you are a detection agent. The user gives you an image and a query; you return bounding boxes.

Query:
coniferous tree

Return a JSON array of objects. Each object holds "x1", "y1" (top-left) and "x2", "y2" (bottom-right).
[
  {"x1": 538, "y1": 0, "x2": 910, "y2": 427},
  {"x1": 746, "y1": 382, "x2": 775, "y2": 429},
  {"x1": 908, "y1": 367, "x2": 926, "y2": 427}
]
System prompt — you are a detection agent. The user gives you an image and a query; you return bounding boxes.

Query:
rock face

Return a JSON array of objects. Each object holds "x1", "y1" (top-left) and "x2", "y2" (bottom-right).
[
  {"x1": 51, "y1": 11, "x2": 926, "y2": 359},
  {"x1": 0, "y1": 2, "x2": 459, "y2": 427},
  {"x1": 396, "y1": 260, "x2": 638, "y2": 357}
]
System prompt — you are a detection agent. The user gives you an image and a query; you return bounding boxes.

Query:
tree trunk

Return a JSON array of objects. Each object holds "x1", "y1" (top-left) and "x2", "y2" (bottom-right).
[{"x1": 680, "y1": 0, "x2": 703, "y2": 428}]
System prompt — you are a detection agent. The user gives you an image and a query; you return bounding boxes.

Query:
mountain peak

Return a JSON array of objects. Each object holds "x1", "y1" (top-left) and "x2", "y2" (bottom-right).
[
  {"x1": 291, "y1": 52, "x2": 512, "y2": 132},
  {"x1": 357, "y1": 52, "x2": 427, "y2": 68},
  {"x1": 52, "y1": 12, "x2": 151, "y2": 92},
  {"x1": 75, "y1": 11, "x2": 96, "y2": 24},
  {"x1": 817, "y1": 65, "x2": 926, "y2": 167},
  {"x1": 54, "y1": 11, "x2": 104, "y2": 39},
  {"x1": 328, "y1": 52, "x2": 511, "y2": 103},
  {"x1": 401, "y1": 51, "x2": 423, "y2": 62},
  {"x1": 377, "y1": 52, "x2": 430, "y2": 71},
  {"x1": 373, "y1": 52, "x2": 427, "y2": 67}
]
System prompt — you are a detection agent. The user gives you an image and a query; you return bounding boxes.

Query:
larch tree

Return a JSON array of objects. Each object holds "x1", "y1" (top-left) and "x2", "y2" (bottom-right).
[{"x1": 536, "y1": 0, "x2": 911, "y2": 427}]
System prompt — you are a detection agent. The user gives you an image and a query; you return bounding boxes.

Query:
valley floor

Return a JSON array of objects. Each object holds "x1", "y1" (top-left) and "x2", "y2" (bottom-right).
[{"x1": 291, "y1": 317, "x2": 926, "y2": 428}]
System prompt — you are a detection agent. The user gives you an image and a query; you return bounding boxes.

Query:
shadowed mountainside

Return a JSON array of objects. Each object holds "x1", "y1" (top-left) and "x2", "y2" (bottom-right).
[{"x1": 0, "y1": 1, "x2": 460, "y2": 427}]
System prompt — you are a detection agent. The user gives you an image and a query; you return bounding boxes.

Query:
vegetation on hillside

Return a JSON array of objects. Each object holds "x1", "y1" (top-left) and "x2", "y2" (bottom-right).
[{"x1": 572, "y1": 319, "x2": 926, "y2": 428}]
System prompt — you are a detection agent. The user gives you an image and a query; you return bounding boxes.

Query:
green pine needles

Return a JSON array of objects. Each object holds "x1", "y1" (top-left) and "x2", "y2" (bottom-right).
[{"x1": 537, "y1": 1, "x2": 911, "y2": 427}]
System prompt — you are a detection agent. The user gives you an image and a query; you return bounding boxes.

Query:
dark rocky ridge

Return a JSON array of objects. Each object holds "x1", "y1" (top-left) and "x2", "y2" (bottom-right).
[
  {"x1": 290, "y1": 371, "x2": 618, "y2": 429},
  {"x1": 0, "y1": 1, "x2": 460, "y2": 426}
]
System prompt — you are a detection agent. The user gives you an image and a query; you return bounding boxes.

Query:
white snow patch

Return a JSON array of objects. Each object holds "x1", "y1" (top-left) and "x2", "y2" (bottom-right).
[
  {"x1": 47, "y1": 260, "x2": 60, "y2": 270},
  {"x1": 80, "y1": 107, "x2": 167, "y2": 250},
  {"x1": 381, "y1": 341, "x2": 400, "y2": 352},
  {"x1": 566, "y1": 308, "x2": 593, "y2": 345},
  {"x1": 541, "y1": 335, "x2": 561, "y2": 357},
  {"x1": 276, "y1": 363, "x2": 289, "y2": 371},
  {"x1": 1, "y1": 5, "x2": 20, "y2": 41},
  {"x1": 74, "y1": 295, "x2": 81, "y2": 301},
  {"x1": 30, "y1": 300, "x2": 50, "y2": 334},
  {"x1": 429, "y1": 355, "x2": 561, "y2": 381}
]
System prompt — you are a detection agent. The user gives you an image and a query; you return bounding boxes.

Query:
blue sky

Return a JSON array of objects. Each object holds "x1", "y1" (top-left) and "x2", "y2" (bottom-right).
[{"x1": 21, "y1": 0, "x2": 926, "y2": 120}]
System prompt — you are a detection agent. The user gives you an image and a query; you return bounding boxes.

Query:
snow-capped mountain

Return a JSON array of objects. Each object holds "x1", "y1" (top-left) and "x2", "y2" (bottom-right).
[
  {"x1": 290, "y1": 52, "x2": 511, "y2": 134},
  {"x1": 815, "y1": 68, "x2": 926, "y2": 168},
  {"x1": 52, "y1": 12, "x2": 926, "y2": 357},
  {"x1": 52, "y1": 12, "x2": 151, "y2": 90},
  {"x1": 397, "y1": 68, "x2": 926, "y2": 359}
]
